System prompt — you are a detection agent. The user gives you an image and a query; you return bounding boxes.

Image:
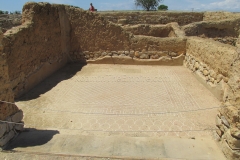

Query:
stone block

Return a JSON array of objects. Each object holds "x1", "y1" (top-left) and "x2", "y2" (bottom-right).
[
  {"x1": 0, "y1": 123, "x2": 7, "y2": 137},
  {"x1": 107, "y1": 52, "x2": 113, "y2": 56},
  {"x1": 194, "y1": 62, "x2": 200, "y2": 70},
  {"x1": 221, "y1": 116, "x2": 230, "y2": 128},
  {"x1": 94, "y1": 53, "x2": 99, "y2": 58},
  {"x1": 101, "y1": 52, "x2": 107, "y2": 57},
  {"x1": 15, "y1": 122, "x2": 24, "y2": 131},
  {"x1": 223, "y1": 77, "x2": 229, "y2": 83},
  {"x1": 124, "y1": 51, "x2": 129, "y2": 56},
  {"x1": 225, "y1": 131, "x2": 240, "y2": 150},
  {"x1": 216, "y1": 128, "x2": 223, "y2": 137},
  {"x1": 221, "y1": 106, "x2": 240, "y2": 123},
  {"x1": 218, "y1": 123, "x2": 227, "y2": 133},
  {"x1": 155, "y1": 51, "x2": 166, "y2": 57},
  {"x1": 0, "y1": 130, "x2": 15, "y2": 147},
  {"x1": 221, "y1": 139, "x2": 240, "y2": 160},
  {"x1": 209, "y1": 70, "x2": 217, "y2": 79},
  {"x1": 140, "y1": 53, "x2": 149, "y2": 59},
  {"x1": 169, "y1": 52, "x2": 178, "y2": 57},
  {"x1": 134, "y1": 51, "x2": 140, "y2": 58},
  {"x1": 6, "y1": 117, "x2": 14, "y2": 132},
  {"x1": 118, "y1": 51, "x2": 125, "y2": 55},
  {"x1": 199, "y1": 65, "x2": 204, "y2": 72},
  {"x1": 216, "y1": 74, "x2": 223, "y2": 83},
  {"x1": 216, "y1": 115, "x2": 222, "y2": 127},
  {"x1": 129, "y1": 51, "x2": 134, "y2": 57},
  {"x1": 231, "y1": 127, "x2": 240, "y2": 139},
  {"x1": 111, "y1": 51, "x2": 117, "y2": 55},
  {"x1": 150, "y1": 54, "x2": 160, "y2": 59},
  {"x1": 203, "y1": 69, "x2": 209, "y2": 76},
  {"x1": 11, "y1": 110, "x2": 23, "y2": 122}
]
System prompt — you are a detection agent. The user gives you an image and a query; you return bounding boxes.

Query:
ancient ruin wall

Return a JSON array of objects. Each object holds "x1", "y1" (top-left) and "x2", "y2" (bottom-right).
[
  {"x1": 99, "y1": 12, "x2": 204, "y2": 26},
  {"x1": 123, "y1": 24, "x2": 176, "y2": 37},
  {"x1": 0, "y1": 29, "x2": 23, "y2": 147},
  {"x1": 203, "y1": 11, "x2": 240, "y2": 21},
  {"x1": 183, "y1": 18, "x2": 240, "y2": 38},
  {"x1": 185, "y1": 37, "x2": 240, "y2": 159},
  {"x1": 65, "y1": 7, "x2": 186, "y2": 62},
  {"x1": 66, "y1": 7, "x2": 131, "y2": 53},
  {"x1": 2, "y1": 3, "x2": 68, "y2": 98}
]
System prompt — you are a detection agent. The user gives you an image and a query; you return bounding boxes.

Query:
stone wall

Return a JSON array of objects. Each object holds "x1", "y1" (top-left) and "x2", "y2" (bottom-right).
[
  {"x1": 0, "y1": 29, "x2": 23, "y2": 148},
  {"x1": 99, "y1": 11, "x2": 204, "y2": 26},
  {"x1": 2, "y1": 3, "x2": 68, "y2": 98},
  {"x1": 185, "y1": 37, "x2": 240, "y2": 159}
]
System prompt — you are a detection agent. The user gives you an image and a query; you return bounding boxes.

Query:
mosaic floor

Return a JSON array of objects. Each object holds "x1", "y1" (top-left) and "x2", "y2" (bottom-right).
[{"x1": 17, "y1": 64, "x2": 221, "y2": 137}]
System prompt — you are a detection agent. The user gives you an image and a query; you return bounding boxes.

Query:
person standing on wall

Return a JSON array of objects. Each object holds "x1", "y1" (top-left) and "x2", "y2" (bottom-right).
[{"x1": 89, "y1": 3, "x2": 95, "y2": 12}]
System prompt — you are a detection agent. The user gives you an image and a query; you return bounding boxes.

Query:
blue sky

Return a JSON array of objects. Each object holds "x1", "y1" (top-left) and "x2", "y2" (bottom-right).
[{"x1": 0, "y1": 0, "x2": 240, "y2": 12}]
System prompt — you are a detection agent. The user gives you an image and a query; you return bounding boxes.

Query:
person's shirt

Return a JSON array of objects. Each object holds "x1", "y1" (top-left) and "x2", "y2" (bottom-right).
[{"x1": 90, "y1": 5, "x2": 95, "y2": 12}]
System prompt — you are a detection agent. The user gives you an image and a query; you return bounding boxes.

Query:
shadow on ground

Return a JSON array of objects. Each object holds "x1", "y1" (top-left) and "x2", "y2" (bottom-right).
[
  {"x1": 4, "y1": 128, "x2": 59, "y2": 150},
  {"x1": 16, "y1": 63, "x2": 86, "y2": 101}
]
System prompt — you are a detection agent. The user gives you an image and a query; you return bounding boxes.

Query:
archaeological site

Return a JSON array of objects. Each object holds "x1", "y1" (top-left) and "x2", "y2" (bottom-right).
[{"x1": 0, "y1": 2, "x2": 240, "y2": 159}]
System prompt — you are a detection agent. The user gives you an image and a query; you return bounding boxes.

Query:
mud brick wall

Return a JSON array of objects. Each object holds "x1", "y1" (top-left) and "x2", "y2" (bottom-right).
[
  {"x1": 0, "y1": 29, "x2": 23, "y2": 148},
  {"x1": 123, "y1": 23, "x2": 182, "y2": 38},
  {"x1": 2, "y1": 3, "x2": 68, "y2": 98},
  {"x1": 65, "y1": 7, "x2": 131, "y2": 53},
  {"x1": 185, "y1": 37, "x2": 240, "y2": 159},
  {"x1": 99, "y1": 12, "x2": 204, "y2": 26},
  {"x1": 69, "y1": 36, "x2": 187, "y2": 63}
]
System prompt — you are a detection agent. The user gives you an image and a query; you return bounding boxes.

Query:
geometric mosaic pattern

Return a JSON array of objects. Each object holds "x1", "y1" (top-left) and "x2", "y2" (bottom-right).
[{"x1": 17, "y1": 64, "x2": 221, "y2": 137}]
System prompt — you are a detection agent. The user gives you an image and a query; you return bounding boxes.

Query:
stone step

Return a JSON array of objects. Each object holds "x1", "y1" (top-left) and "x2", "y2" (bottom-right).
[{"x1": 2, "y1": 128, "x2": 226, "y2": 160}]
